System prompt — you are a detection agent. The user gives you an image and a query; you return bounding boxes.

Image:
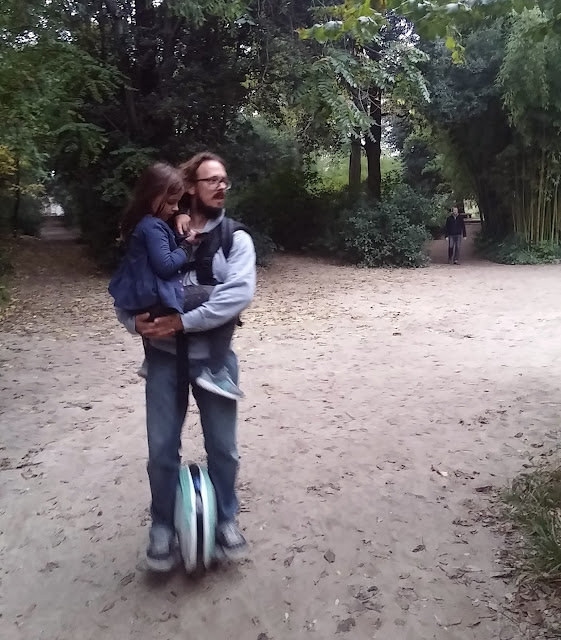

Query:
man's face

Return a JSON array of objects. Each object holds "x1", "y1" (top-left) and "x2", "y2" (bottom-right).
[
  {"x1": 452, "y1": 207, "x2": 459, "y2": 217},
  {"x1": 190, "y1": 160, "x2": 229, "y2": 211}
]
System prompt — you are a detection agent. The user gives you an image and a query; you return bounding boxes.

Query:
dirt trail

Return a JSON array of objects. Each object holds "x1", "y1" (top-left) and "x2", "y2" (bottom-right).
[{"x1": 1, "y1": 236, "x2": 560, "y2": 640}]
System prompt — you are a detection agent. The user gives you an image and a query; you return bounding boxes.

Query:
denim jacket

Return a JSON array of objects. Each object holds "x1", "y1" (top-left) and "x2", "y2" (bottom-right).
[
  {"x1": 108, "y1": 216, "x2": 187, "y2": 313},
  {"x1": 114, "y1": 212, "x2": 256, "y2": 361}
]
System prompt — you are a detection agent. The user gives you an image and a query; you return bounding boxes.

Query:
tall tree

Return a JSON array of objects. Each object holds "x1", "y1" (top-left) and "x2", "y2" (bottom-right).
[{"x1": 298, "y1": 4, "x2": 428, "y2": 199}]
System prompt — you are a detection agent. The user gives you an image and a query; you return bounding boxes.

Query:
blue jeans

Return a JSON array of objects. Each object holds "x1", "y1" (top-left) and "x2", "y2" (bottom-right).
[
  {"x1": 448, "y1": 235, "x2": 462, "y2": 261},
  {"x1": 144, "y1": 342, "x2": 239, "y2": 532}
]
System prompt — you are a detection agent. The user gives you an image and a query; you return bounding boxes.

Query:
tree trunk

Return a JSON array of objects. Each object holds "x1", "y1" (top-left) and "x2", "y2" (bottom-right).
[
  {"x1": 364, "y1": 88, "x2": 382, "y2": 200},
  {"x1": 12, "y1": 157, "x2": 20, "y2": 237},
  {"x1": 349, "y1": 136, "x2": 362, "y2": 197}
]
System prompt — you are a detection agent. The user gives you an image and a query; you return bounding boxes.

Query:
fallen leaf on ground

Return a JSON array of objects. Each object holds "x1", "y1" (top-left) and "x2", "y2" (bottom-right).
[
  {"x1": 475, "y1": 485, "x2": 493, "y2": 493},
  {"x1": 324, "y1": 550, "x2": 336, "y2": 563},
  {"x1": 431, "y1": 465, "x2": 448, "y2": 477},
  {"x1": 336, "y1": 618, "x2": 356, "y2": 633},
  {"x1": 119, "y1": 572, "x2": 135, "y2": 587}
]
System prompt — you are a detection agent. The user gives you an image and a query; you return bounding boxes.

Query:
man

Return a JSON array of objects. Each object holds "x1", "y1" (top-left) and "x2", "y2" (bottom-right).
[
  {"x1": 444, "y1": 206, "x2": 467, "y2": 265},
  {"x1": 115, "y1": 151, "x2": 256, "y2": 571}
]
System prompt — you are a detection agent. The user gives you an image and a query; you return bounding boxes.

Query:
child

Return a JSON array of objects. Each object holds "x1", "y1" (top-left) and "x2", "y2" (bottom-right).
[{"x1": 108, "y1": 162, "x2": 244, "y2": 400}]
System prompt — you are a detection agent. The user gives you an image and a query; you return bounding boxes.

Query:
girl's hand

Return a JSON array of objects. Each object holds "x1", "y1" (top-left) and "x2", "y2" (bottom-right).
[
  {"x1": 185, "y1": 229, "x2": 200, "y2": 245},
  {"x1": 175, "y1": 213, "x2": 191, "y2": 235}
]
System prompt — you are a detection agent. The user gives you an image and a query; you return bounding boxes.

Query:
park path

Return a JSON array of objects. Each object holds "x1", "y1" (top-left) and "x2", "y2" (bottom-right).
[{"x1": 1, "y1": 230, "x2": 560, "y2": 640}]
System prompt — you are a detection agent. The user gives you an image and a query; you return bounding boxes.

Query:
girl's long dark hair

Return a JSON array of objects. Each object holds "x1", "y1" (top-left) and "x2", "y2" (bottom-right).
[{"x1": 120, "y1": 163, "x2": 184, "y2": 241}]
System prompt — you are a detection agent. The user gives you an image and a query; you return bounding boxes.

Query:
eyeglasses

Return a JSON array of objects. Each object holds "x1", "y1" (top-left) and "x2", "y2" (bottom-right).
[{"x1": 195, "y1": 176, "x2": 232, "y2": 191}]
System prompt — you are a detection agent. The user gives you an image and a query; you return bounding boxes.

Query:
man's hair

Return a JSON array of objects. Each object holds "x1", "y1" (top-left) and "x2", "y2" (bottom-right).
[
  {"x1": 178, "y1": 152, "x2": 226, "y2": 204},
  {"x1": 179, "y1": 151, "x2": 225, "y2": 181}
]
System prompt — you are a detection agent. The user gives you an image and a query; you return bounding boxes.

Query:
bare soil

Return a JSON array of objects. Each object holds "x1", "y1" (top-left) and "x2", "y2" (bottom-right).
[{"x1": 1, "y1": 228, "x2": 560, "y2": 640}]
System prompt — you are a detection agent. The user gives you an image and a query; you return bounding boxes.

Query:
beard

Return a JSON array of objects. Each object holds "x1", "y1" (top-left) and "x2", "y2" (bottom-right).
[{"x1": 193, "y1": 195, "x2": 223, "y2": 219}]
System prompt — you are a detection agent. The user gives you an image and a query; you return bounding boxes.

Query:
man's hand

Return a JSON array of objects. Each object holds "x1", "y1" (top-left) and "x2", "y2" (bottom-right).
[
  {"x1": 175, "y1": 213, "x2": 191, "y2": 236},
  {"x1": 135, "y1": 312, "x2": 183, "y2": 338},
  {"x1": 135, "y1": 312, "x2": 153, "y2": 336}
]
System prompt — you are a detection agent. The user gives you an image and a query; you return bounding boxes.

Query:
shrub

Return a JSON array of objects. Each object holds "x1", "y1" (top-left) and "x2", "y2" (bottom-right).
[
  {"x1": 343, "y1": 195, "x2": 430, "y2": 268},
  {"x1": 0, "y1": 246, "x2": 13, "y2": 309},
  {"x1": 17, "y1": 195, "x2": 44, "y2": 236},
  {"x1": 382, "y1": 182, "x2": 451, "y2": 237},
  {"x1": 0, "y1": 250, "x2": 13, "y2": 277},
  {"x1": 475, "y1": 233, "x2": 561, "y2": 264},
  {"x1": 504, "y1": 463, "x2": 561, "y2": 581},
  {"x1": 230, "y1": 162, "x2": 340, "y2": 252},
  {"x1": 248, "y1": 229, "x2": 276, "y2": 268},
  {"x1": 0, "y1": 193, "x2": 44, "y2": 237}
]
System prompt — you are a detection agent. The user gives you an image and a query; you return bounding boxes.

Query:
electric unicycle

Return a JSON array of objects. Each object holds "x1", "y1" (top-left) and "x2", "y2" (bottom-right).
[{"x1": 174, "y1": 463, "x2": 217, "y2": 573}]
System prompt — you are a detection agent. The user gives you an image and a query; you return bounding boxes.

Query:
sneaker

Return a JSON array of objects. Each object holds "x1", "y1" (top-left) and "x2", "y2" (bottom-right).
[
  {"x1": 196, "y1": 367, "x2": 244, "y2": 401},
  {"x1": 146, "y1": 525, "x2": 178, "y2": 572},
  {"x1": 454, "y1": 260, "x2": 459, "y2": 265},
  {"x1": 216, "y1": 521, "x2": 249, "y2": 561},
  {"x1": 137, "y1": 359, "x2": 148, "y2": 380}
]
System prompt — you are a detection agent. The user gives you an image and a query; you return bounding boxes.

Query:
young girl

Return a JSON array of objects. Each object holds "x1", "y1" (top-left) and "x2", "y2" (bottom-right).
[{"x1": 108, "y1": 162, "x2": 244, "y2": 400}]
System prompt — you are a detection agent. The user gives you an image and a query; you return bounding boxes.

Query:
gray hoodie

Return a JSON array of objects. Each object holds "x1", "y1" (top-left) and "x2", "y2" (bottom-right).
[{"x1": 115, "y1": 212, "x2": 256, "y2": 360}]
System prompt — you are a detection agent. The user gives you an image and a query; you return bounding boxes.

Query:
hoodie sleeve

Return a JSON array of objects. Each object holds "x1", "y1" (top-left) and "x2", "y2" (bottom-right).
[
  {"x1": 143, "y1": 220, "x2": 188, "y2": 279},
  {"x1": 115, "y1": 305, "x2": 138, "y2": 335},
  {"x1": 180, "y1": 230, "x2": 256, "y2": 333}
]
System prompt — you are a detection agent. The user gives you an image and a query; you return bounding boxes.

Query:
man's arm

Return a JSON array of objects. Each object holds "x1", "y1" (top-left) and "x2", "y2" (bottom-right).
[
  {"x1": 180, "y1": 230, "x2": 256, "y2": 333},
  {"x1": 115, "y1": 306, "x2": 138, "y2": 335},
  {"x1": 131, "y1": 230, "x2": 256, "y2": 339}
]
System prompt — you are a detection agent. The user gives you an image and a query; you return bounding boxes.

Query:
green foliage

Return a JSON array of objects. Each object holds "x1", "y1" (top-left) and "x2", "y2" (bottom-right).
[
  {"x1": 248, "y1": 231, "x2": 276, "y2": 268},
  {"x1": 504, "y1": 463, "x2": 561, "y2": 581},
  {"x1": 14, "y1": 195, "x2": 43, "y2": 237},
  {"x1": 6, "y1": 0, "x2": 561, "y2": 266},
  {"x1": 0, "y1": 249, "x2": 14, "y2": 277},
  {"x1": 475, "y1": 233, "x2": 561, "y2": 264},
  {"x1": 299, "y1": 0, "x2": 386, "y2": 45},
  {"x1": 414, "y1": 9, "x2": 561, "y2": 250},
  {"x1": 0, "y1": 2, "x2": 120, "y2": 241},
  {"x1": 0, "y1": 192, "x2": 43, "y2": 237},
  {"x1": 342, "y1": 188, "x2": 431, "y2": 267},
  {"x1": 0, "y1": 243, "x2": 14, "y2": 308},
  {"x1": 418, "y1": 22, "x2": 513, "y2": 238},
  {"x1": 312, "y1": 151, "x2": 402, "y2": 192},
  {"x1": 496, "y1": 9, "x2": 561, "y2": 245},
  {"x1": 384, "y1": 181, "x2": 450, "y2": 235},
  {"x1": 231, "y1": 162, "x2": 338, "y2": 251},
  {"x1": 296, "y1": 13, "x2": 429, "y2": 144}
]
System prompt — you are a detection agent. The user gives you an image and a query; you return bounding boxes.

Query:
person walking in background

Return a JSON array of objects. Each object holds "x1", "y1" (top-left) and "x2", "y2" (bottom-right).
[{"x1": 444, "y1": 206, "x2": 467, "y2": 265}]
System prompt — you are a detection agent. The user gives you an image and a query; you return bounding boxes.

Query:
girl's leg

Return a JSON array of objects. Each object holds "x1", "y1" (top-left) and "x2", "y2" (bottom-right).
[{"x1": 206, "y1": 320, "x2": 237, "y2": 374}]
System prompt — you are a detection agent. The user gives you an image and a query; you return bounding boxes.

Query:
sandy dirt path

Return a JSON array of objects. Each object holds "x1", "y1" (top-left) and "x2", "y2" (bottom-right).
[{"x1": 1, "y1": 232, "x2": 560, "y2": 640}]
